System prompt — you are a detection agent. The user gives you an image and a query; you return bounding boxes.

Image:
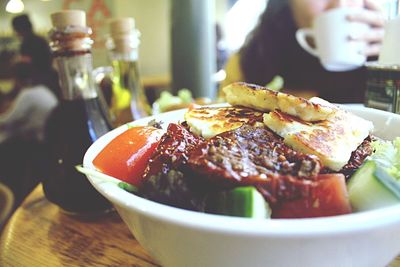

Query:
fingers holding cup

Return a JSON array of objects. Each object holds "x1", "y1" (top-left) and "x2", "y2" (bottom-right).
[{"x1": 347, "y1": 4, "x2": 385, "y2": 57}]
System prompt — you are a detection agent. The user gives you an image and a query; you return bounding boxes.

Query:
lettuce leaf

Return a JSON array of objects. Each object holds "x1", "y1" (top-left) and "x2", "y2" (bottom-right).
[{"x1": 370, "y1": 137, "x2": 400, "y2": 180}]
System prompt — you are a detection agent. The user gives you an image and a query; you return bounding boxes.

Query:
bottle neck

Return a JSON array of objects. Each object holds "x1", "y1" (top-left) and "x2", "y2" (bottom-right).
[
  {"x1": 106, "y1": 31, "x2": 151, "y2": 120},
  {"x1": 50, "y1": 26, "x2": 98, "y2": 100},
  {"x1": 110, "y1": 56, "x2": 150, "y2": 120},
  {"x1": 106, "y1": 29, "x2": 140, "y2": 61},
  {"x1": 111, "y1": 58, "x2": 144, "y2": 103},
  {"x1": 107, "y1": 35, "x2": 141, "y2": 97},
  {"x1": 109, "y1": 49, "x2": 138, "y2": 62}
]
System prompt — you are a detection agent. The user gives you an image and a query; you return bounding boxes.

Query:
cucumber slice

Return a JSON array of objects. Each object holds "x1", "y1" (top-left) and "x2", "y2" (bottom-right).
[
  {"x1": 375, "y1": 166, "x2": 400, "y2": 199},
  {"x1": 348, "y1": 160, "x2": 400, "y2": 211},
  {"x1": 214, "y1": 186, "x2": 271, "y2": 218}
]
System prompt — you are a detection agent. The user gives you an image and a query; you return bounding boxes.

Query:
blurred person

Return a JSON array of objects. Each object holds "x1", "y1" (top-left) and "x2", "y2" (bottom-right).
[
  {"x1": 220, "y1": 0, "x2": 386, "y2": 103},
  {"x1": 12, "y1": 14, "x2": 61, "y2": 99},
  {"x1": 0, "y1": 63, "x2": 58, "y2": 208},
  {"x1": 0, "y1": 63, "x2": 58, "y2": 143}
]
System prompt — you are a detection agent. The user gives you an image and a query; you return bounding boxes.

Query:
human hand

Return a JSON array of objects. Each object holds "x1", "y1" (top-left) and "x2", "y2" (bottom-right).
[{"x1": 347, "y1": 0, "x2": 386, "y2": 57}]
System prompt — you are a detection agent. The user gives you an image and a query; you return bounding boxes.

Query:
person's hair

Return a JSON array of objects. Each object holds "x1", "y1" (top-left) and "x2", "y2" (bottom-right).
[
  {"x1": 12, "y1": 14, "x2": 33, "y2": 34},
  {"x1": 239, "y1": 0, "x2": 290, "y2": 84}
]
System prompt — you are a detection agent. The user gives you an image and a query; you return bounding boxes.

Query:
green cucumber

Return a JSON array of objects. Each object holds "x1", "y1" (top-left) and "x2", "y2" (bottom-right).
[
  {"x1": 348, "y1": 160, "x2": 400, "y2": 211},
  {"x1": 375, "y1": 167, "x2": 400, "y2": 199},
  {"x1": 213, "y1": 186, "x2": 271, "y2": 218}
]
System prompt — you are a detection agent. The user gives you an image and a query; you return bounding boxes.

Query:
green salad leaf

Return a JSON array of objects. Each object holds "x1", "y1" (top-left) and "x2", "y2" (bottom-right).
[
  {"x1": 370, "y1": 137, "x2": 400, "y2": 180},
  {"x1": 155, "y1": 91, "x2": 182, "y2": 111},
  {"x1": 118, "y1": 182, "x2": 138, "y2": 193},
  {"x1": 177, "y1": 88, "x2": 193, "y2": 103},
  {"x1": 154, "y1": 89, "x2": 194, "y2": 113},
  {"x1": 265, "y1": 75, "x2": 284, "y2": 91}
]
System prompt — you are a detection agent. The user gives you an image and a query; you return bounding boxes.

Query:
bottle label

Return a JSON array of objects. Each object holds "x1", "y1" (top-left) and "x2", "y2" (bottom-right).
[{"x1": 366, "y1": 66, "x2": 400, "y2": 114}]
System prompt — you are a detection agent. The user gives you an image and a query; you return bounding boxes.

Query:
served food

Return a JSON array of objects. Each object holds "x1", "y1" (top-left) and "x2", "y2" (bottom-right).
[
  {"x1": 89, "y1": 82, "x2": 400, "y2": 219},
  {"x1": 264, "y1": 98, "x2": 373, "y2": 171},
  {"x1": 184, "y1": 106, "x2": 264, "y2": 138},
  {"x1": 223, "y1": 82, "x2": 336, "y2": 121}
]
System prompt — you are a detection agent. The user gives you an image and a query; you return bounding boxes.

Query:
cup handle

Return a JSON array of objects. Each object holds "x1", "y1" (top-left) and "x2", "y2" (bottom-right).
[{"x1": 296, "y1": 28, "x2": 318, "y2": 57}]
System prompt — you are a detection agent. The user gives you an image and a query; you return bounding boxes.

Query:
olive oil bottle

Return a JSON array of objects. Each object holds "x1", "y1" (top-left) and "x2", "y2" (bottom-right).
[{"x1": 107, "y1": 18, "x2": 151, "y2": 127}]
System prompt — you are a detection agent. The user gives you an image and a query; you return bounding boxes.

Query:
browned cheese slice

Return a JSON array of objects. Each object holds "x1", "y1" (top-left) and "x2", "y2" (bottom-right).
[
  {"x1": 223, "y1": 82, "x2": 337, "y2": 122},
  {"x1": 184, "y1": 106, "x2": 264, "y2": 139},
  {"x1": 263, "y1": 105, "x2": 374, "y2": 171}
]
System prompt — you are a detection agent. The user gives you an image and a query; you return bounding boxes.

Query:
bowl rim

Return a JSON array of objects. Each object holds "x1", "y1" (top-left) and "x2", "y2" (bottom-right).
[{"x1": 83, "y1": 104, "x2": 400, "y2": 237}]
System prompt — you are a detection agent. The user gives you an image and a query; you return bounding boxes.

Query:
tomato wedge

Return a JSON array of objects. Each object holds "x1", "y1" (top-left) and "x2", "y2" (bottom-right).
[
  {"x1": 272, "y1": 174, "x2": 352, "y2": 218},
  {"x1": 93, "y1": 126, "x2": 164, "y2": 186}
]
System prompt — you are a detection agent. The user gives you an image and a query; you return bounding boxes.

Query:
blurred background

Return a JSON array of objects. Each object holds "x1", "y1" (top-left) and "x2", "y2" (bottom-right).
[
  {"x1": 0, "y1": 0, "x2": 398, "y2": 225},
  {"x1": 0, "y1": 0, "x2": 266, "y2": 101},
  {"x1": 0, "y1": 0, "x2": 267, "y2": 213}
]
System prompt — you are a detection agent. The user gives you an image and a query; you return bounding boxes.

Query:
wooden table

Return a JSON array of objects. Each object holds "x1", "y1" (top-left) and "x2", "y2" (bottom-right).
[
  {"x1": 0, "y1": 185, "x2": 159, "y2": 267},
  {"x1": 1, "y1": 185, "x2": 400, "y2": 267}
]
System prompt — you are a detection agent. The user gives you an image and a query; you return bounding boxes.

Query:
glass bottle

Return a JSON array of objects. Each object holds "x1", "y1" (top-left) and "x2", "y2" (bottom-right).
[
  {"x1": 43, "y1": 10, "x2": 112, "y2": 215},
  {"x1": 107, "y1": 17, "x2": 151, "y2": 127}
]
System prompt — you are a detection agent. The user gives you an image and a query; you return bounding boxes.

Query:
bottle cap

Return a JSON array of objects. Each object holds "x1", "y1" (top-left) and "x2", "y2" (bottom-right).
[
  {"x1": 51, "y1": 10, "x2": 86, "y2": 28},
  {"x1": 109, "y1": 17, "x2": 140, "y2": 53},
  {"x1": 109, "y1": 17, "x2": 135, "y2": 38}
]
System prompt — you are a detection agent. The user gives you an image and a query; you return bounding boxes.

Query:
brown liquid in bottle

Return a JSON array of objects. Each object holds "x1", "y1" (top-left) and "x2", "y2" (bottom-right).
[
  {"x1": 42, "y1": 10, "x2": 113, "y2": 215},
  {"x1": 44, "y1": 97, "x2": 112, "y2": 214}
]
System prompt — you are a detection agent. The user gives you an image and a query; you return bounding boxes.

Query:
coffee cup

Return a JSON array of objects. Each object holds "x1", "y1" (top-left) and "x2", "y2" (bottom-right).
[{"x1": 296, "y1": 7, "x2": 369, "y2": 72}]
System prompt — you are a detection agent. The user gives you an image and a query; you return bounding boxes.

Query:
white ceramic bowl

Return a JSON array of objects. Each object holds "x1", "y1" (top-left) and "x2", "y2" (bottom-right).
[{"x1": 83, "y1": 105, "x2": 400, "y2": 267}]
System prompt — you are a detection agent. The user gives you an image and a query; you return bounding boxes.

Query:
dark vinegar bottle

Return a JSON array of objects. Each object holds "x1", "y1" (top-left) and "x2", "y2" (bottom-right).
[{"x1": 43, "y1": 10, "x2": 113, "y2": 215}]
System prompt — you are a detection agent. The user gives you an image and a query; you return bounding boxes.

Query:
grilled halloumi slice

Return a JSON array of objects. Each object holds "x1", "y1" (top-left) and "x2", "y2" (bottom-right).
[
  {"x1": 263, "y1": 107, "x2": 374, "y2": 171},
  {"x1": 184, "y1": 106, "x2": 264, "y2": 139},
  {"x1": 223, "y1": 82, "x2": 337, "y2": 122}
]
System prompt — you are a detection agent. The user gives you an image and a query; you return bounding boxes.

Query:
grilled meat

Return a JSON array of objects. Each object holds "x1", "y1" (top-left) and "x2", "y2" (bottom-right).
[
  {"x1": 337, "y1": 135, "x2": 374, "y2": 179},
  {"x1": 139, "y1": 123, "x2": 207, "y2": 211},
  {"x1": 143, "y1": 123, "x2": 203, "y2": 178},
  {"x1": 187, "y1": 124, "x2": 322, "y2": 187}
]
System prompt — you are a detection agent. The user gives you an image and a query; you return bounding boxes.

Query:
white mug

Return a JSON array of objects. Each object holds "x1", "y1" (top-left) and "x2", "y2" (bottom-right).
[
  {"x1": 378, "y1": 16, "x2": 400, "y2": 65},
  {"x1": 296, "y1": 7, "x2": 369, "y2": 72}
]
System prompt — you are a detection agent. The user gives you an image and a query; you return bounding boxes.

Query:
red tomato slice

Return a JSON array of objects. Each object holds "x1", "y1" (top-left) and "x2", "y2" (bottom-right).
[
  {"x1": 272, "y1": 174, "x2": 352, "y2": 218},
  {"x1": 93, "y1": 126, "x2": 164, "y2": 186}
]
